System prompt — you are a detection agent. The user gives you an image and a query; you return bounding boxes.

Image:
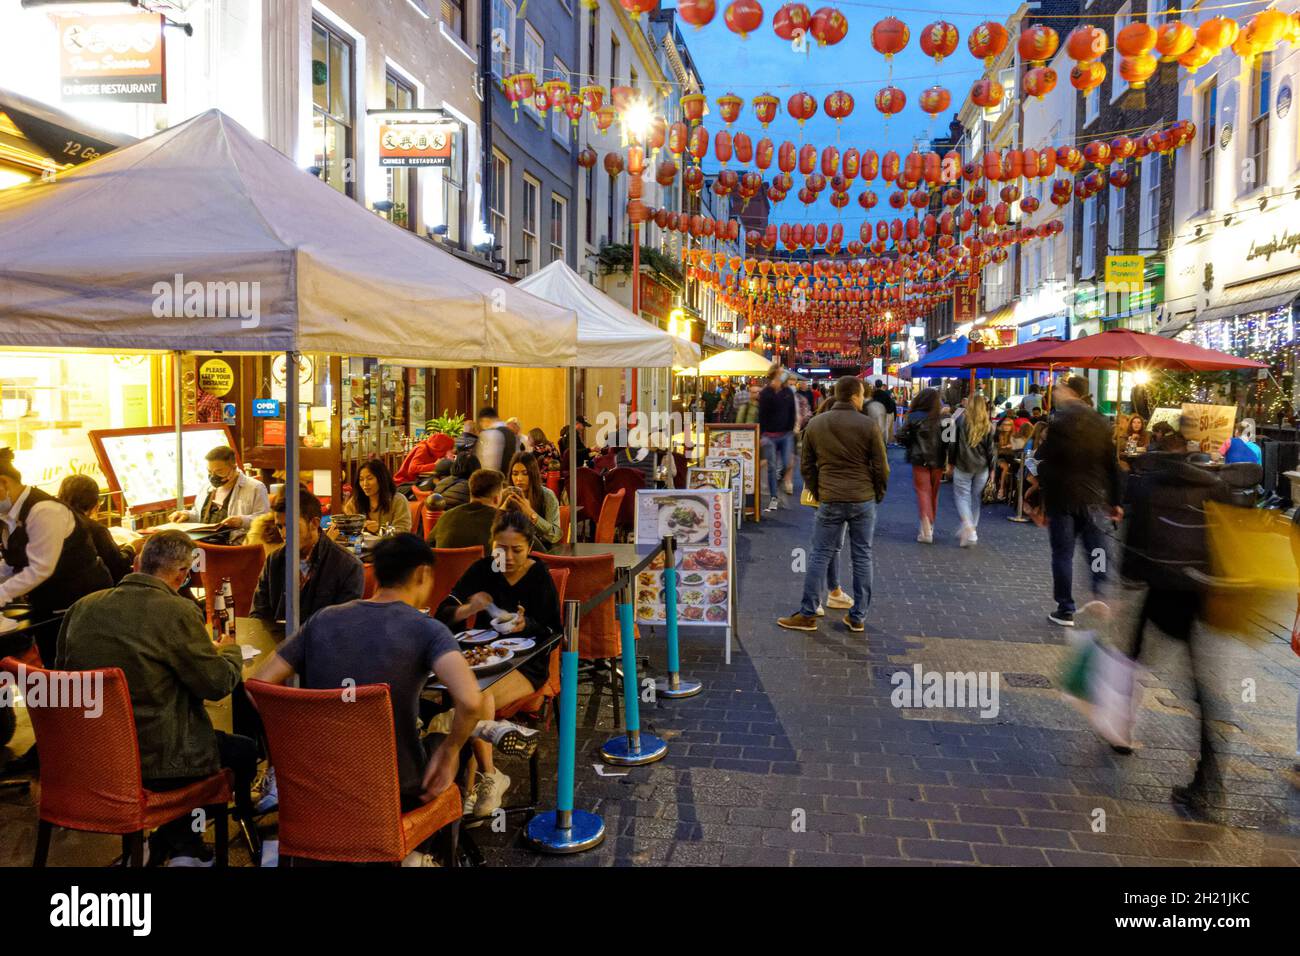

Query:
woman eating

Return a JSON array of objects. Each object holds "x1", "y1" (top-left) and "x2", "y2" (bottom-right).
[
  {"x1": 435, "y1": 509, "x2": 561, "y2": 818},
  {"x1": 993, "y1": 417, "x2": 1018, "y2": 502},
  {"x1": 340, "y1": 458, "x2": 410, "y2": 535},
  {"x1": 501, "y1": 451, "x2": 562, "y2": 550}
]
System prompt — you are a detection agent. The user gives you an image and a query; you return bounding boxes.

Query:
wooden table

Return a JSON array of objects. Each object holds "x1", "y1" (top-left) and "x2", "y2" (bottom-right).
[
  {"x1": 548, "y1": 542, "x2": 642, "y2": 570},
  {"x1": 207, "y1": 616, "x2": 284, "y2": 733}
]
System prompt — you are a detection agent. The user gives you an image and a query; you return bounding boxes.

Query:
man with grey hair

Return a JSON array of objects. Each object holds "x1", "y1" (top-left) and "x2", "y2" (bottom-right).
[{"x1": 56, "y1": 530, "x2": 257, "y2": 866}]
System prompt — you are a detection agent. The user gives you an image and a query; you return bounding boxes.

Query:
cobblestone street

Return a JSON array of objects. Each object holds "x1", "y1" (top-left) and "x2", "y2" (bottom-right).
[{"x1": 3, "y1": 448, "x2": 1299, "y2": 868}]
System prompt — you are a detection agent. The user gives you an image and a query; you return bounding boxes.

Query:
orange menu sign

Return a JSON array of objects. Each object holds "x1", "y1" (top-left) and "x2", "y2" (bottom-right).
[
  {"x1": 377, "y1": 123, "x2": 454, "y2": 167},
  {"x1": 58, "y1": 13, "x2": 166, "y2": 103}
]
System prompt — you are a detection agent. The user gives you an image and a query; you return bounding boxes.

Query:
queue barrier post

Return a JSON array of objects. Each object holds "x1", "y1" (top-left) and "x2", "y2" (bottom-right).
[
  {"x1": 654, "y1": 534, "x2": 702, "y2": 699},
  {"x1": 524, "y1": 598, "x2": 605, "y2": 854},
  {"x1": 600, "y1": 569, "x2": 668, "y2": 766}
]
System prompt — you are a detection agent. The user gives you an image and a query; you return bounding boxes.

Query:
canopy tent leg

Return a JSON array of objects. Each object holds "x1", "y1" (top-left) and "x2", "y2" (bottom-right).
[
  {"x1": 285, "y1": 351, "x2": 301, "y2": 635},
  {"x1": 174, "y1": 351, "x2": 184, "y2": 510},
  {"x1": 568, "y1": 366, "x2": 578, "y2": 546}
]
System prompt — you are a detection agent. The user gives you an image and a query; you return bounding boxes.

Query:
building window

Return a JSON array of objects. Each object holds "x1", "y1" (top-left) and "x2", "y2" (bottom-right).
[
  {"x1": 1199, "y1": 80, "x2": 1216, "y2": 211},
  {"x1": 1139, "y1": 138, "x2": 1161, "y2": 250},
  {"x1": 522, "y1": 24, "x2": 543, "y2": 119},
  {"x1": 441, "y1": 124, "x2": 465, "y2": 247},
  {"x1": 520, "y1": 175, "x2": 540, "y2": 275},
  {"x1": 1084, "y1": 86, "x2": 1099, "y2": 126},
  {"x1": 1082, "y1": 195, "x2": 1097, "y2": 278},
  {"x1": 491, "y1": 0, "x2": 516, "y2": 78},
  {"x1": 1112, "y1": 2, "x2": 1131, "y2": 102},
  {"x1": 1247, "y1": 51, "x2": 1271, "y2": 193},
  {"x1": 552, "y1": 57, "x2": 570, "y2": 144},
  {"x1": 610, "y1": 34, "x2": 620, "y2": 88},
  {"x1": 1107, "y1": 180, "x2": 1123, "y2": 253},
  {"x1": 441, "y1": 0, "x2": 465, "y2": 40},
  {"x1": 607, "y1": 167, "x2": 616, "y2": 245},
  {"x1": 1149, "y1": 0, "x2": 1166, "y2": 26},
  {"x1": 584, "y1": 164, "x2": 595, "y2": 245},
  {"x1": 384, "y1": 72, "x2": 417, "y2": 231},
  {"x1": 490, "y1": 150, "x2": 509, "y2": 264},
  {"x1": 550, "y1": 194, "x2": 567, "y2": 264},
  {"x1": 311, "y1": 20, "x2": 355, "y2": 197},
  {"x1": 587, "y1": 8, "x2": 599, "y2": 80}
]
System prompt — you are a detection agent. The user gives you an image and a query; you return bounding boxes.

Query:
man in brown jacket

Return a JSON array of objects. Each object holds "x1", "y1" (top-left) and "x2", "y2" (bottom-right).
[{"x1": 778, "y1": 376, "x2": 889, "y2": 634}]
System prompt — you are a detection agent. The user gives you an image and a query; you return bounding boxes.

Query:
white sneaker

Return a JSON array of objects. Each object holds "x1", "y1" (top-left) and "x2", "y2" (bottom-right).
[
  {"x1": 253, "y1": 766, "x2": 278, "y2": 814},
  {"x1": 826, "y1": 588, "x2": 853, "y2": 609},
  {"x1": 765, "y1": 498, "x2": 780, "y2": 512},
  {"x1": 471, "y1": 768, "x2": 511, "y2": 818},
  {"x1": 815, "y1": 604, "x2": 825, "y2": 617},
  {"x1": 958, "y1": 525, "x2": 975, "y2": 548},
  {"x1": 473, "y1": 719, "x2": 540, "y2": 757},
  {"x1": 782, "y1": 478, "x2": 794, "y2": 495},
  {"x1": 461, "y1": 772, "x2": 482, "y2": 816},
  {"x1": 401, "y1": 850, "x2": 442, "y2": 867}
]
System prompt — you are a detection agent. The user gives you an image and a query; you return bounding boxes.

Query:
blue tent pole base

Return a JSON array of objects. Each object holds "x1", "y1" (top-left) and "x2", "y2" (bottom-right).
[
  {"x1": 654, "y1": 675, "x2": 703, "y2": 699},
  {"x1": 601, "y1": 730, "x2": 669, "y2": 766},
  {"x1": 523, "y1": 810, "x2": 606, "y2": 854}
]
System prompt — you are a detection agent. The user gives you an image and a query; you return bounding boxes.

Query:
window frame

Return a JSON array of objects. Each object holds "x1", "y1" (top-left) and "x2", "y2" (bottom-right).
[
  {"x1": 491, "y1": 0, "x2": 517, "y2": 80},
  {"x1": 490, "y1": 149, "x2": 510, "y2": 265},
  {"x1": 383, "y1": 71, "x2": 418, "y2": 231},
  {"x1": 1111, "y1": 2, "x2": 1132, "y2": 104},
  {"x1": 521, "y1": 23, "x2": 544, "y2": 121},
  {"x1": 549, "y1": 193, "x2": 567, "y2": 265},
  {"x1": 551, "y1": 56, "x2": 571, "y2": 145},
  {"x1": 1199, "y1": 78, "x2": 1217, "y2": 212},
  {"x1": 1246, "y1": 51, "x2": 1272, "y2": 195},
  {"x1": 441, "y1": 122, "x2": 466, "y2": 248},
  {"x1": 1107, "y1": 178, "x2": 1124, "y2": 254},
  {"x1": 441, "y1": 0, "x2": 466, "y2": 42},
  {"x1": 1138, "y1": 130, "x2": 1161, "y2": 250},
  {"x1": 311, "y1": 18, "x2": 356, "y2": 199},
  {"x1": 1082, "y1": 195, "x2": 1098, "y2": 279},
  {"x1": 520, "y1": 174, "x2": 540, "y2": 276}
]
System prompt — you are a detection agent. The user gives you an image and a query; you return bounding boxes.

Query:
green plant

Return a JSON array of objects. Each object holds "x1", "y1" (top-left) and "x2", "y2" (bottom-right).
[
  {"x1": 596, "y1": 242, "x2": 684, "y2": 286},
  {"x1": 425, "y1": 409, "x2": 466, "y2": 437}
]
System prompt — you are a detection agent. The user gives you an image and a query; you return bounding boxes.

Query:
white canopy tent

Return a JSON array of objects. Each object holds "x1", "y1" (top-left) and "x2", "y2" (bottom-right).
[
  {"x1": 517, "y1": 260, "x2": 700, "y2": 542},
  {"x1": 676, "y1": 349, "x2": 774, "y2": 377},
  {"x1": 0, "y1": 109, "x2": 579, "y2": 630}
]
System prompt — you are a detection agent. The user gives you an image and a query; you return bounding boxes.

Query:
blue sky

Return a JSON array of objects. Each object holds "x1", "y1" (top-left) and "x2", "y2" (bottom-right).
[{"x1": 668, "y1": 1, "x2": 1024, "y2": 229}]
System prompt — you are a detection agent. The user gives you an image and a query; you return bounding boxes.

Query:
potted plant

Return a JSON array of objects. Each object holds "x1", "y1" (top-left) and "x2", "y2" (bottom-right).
[{"x1": 425, "y1": 409, "x2": 466, "y2": 439}]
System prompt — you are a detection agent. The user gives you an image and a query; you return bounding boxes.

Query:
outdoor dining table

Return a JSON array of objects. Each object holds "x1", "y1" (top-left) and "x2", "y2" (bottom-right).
[{"x1": 548, "y1": 542, "x2": 642, "y2": 570}]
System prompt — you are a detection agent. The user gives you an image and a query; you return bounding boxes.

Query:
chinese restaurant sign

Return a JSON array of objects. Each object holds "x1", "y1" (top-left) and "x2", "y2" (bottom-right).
[
  {"x1": 58, "y1": 13, "x2": 166, "y2": 103},
  {"x1": 377, "y1": 122, "x2": 454, "y2": 167}
]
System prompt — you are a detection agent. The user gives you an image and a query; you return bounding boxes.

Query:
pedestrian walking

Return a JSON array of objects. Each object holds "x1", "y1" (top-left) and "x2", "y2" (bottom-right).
[
  {"x1": 1037, "y1": 375, "x2": 1123, "y2": 627},
  {"x1": 1120, "y1": 449, "x2": 1231, "y2": 815},
  {"x1": 872, "y1": 380, "x2": 897, "y2": 445},
  {"x1": 758, "y1": 365, "x2": 797, "y2": 510},
  {"x1": 778, "y1": 376, "x2": 889, "y2": 634},
  {"x1": 947, "y1": 394, "x2": 996, "y2": 548},
  {"x1": 899, "y1": 387, "x2": 947, "y2": 544}
]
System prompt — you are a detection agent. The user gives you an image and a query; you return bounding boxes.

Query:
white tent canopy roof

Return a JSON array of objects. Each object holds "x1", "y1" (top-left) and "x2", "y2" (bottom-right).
[
  {"x1": 678, "y1": 348, "x2": 775, "y2": 377},
  {"x1": 516, "y1": 260, "x2": 699, "y2": 369},
  {"x1": 0, "y1": 109, "x2": 577, "y2": 366}
]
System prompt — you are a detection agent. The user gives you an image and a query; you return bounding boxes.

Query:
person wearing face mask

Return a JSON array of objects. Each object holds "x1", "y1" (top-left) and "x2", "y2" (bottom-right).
[
  {"x1": 169, "y1": 446, "x2": 270, "y2": 545},
  {"x1": 250, "y1": 486, "x2": 363, "y2": 624},
  {"x1": 0, "y1": 448, "x2": 113, "y2": 667}
]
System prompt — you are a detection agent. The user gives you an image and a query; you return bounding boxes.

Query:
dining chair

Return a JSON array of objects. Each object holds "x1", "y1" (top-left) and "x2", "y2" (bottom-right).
[
  {"x1": 1, "y1": 658, "x2": 232, "y2": 867},
  {"x1": 535, "y1": 553, "x2": 626, "y2": 724},
  {"x1": 594, "y1": 489, "x2": 625, "y2": 544},
  {"x1": 430, "y1": 546, "x2": 484, "y2": 610},
  {"x1": 194, "y1": 541, "x2": 266, "y2": 625},
  {"x1": 244, "y1": 679, "x2": 461, "y2": 865},
  {"x1": 407, "y1": 497, "x2": 423, "y2": 530},
  {"x1": 362, "y1": 563, "x2": 378, "y2": 599},
  {"x1": 602, "y1": 467, "x2": 644, "y2": 532},
  {"x1": 557, "y1": 505, "x2": 571, "y2": 544}
]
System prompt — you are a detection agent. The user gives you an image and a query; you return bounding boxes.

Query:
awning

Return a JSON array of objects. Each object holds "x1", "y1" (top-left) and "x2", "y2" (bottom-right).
[
  {"x1": 984, "y1": 303, "x2": 1019, "y2": 327},
  {"x1": 1194, "y1": 269, "x2": 1300, "y2": 326},
  {"x1": 0, "y1": 88, "x2": 135, "y2": 174}
]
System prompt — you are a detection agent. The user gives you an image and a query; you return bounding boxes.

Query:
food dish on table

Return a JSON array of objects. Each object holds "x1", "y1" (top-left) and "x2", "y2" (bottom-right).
[{"x1": 462, "y1": 645, "x2": 514, "y2": 670}]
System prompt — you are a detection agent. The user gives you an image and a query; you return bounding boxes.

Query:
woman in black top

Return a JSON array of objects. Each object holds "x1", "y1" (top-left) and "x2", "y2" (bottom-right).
[
  {"x1": 57, "y1": 474, "x2": 135, "y2": 584},
  {"x1": 900, "y1": 387, "x2": 948, "y2": 544},
  {"x1": 435, "y1": 509, "x2": 560, "y2": 814}
]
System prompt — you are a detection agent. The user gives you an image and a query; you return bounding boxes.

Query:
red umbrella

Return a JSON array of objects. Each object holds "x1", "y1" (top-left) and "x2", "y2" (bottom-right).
[
  {"x1": 1028, "y1": 329, "x2": 1267, "y2": 372},
  {"x1": 925, "y1": 337, "x2": 1065, "y2": 370}
]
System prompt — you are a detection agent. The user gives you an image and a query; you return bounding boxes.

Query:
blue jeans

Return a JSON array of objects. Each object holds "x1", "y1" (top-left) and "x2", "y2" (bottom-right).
[
  {"x1": 799, "y1": 500, "x2": 877, "y2": 621},
  {"x1": 951, "y1": 468, "x2": 989, "y2": 531},
  {"x1": 763, "y1": 432, "x2": 794, "y2": 497},
  {"x1": 824, "y1": 524, "x2": 846, "y2": 595},
  {"x1": 1048, "y1": 509, "x2": 1109, "y2": 614}
]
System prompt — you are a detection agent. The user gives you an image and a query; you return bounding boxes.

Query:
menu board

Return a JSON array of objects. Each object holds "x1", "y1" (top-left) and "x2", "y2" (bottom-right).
[
  {"x1": 90, "y1": 424, "x2": 235, "y2": 514},
  {"x1": 633, "y1": 489, "x2": 733, "y2": 628},
  {"x1": 1181, "y1": 403, "x2": 1237, "y2": 451},
  {"x1": 705, "y1": 423, "x2": 761, "y2": 521},
  {"x1": 705, "y1": 454, "x2": 744, "y2": 523},
  {"x1": 687, "y1": 467, "x2": 730, "y2": 491}
]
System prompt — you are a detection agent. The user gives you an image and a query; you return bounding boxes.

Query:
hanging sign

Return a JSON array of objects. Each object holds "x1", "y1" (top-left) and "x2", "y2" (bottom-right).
[
  {"x1": 58, "y1": 13, "x2": 166, "y2": 103},
  {"x1": 377, "y1": 121, "x2": 455, "y2": 167},
  {"x1": 198, "y1": 359, "x2": 235, "y2": 398},
  {"x1": 1104, "y1": 255, "x2": 1145, "y2": 293}
]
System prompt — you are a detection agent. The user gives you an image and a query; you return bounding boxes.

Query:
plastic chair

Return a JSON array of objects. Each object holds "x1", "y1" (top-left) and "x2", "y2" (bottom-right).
[
  {"x1": 574, "y1": 467, "x2": 604, "y2": 535},
  {"x1": 362, "y1": 563, "x2": 378, "y2": 599},
  {"x1": 535, "y1": 553, "x2": 619, "y2": 660},
  {"x1": 244, "y1": 679, "x2": 461, "y2": 864},
  {"x1": 431, "y1": 546, "x2": 484, "y2": 611},
  {"x1": 557, "y1": 505, "x2": 571, "y2": 545},
  {"x1": 408, "y1": 497, "x2": 423, "y2": 530},
  {"x1": 594, "y1": 489, "x2": 625, "y2": 544},
  {"x1": 603, "y1": 467, "x2": 645, "y2": 529},
  {"x1": 194, "y1": 541, "x2": 266, "y2": 624},
  {"x1": 0, "y1": 657, "x2": 232, "y2": 867}
]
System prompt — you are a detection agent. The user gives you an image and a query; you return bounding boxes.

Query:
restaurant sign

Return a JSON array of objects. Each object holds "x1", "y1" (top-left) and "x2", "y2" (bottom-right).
[
  {"x1": 1245, "y1": 229, "x2": 1300, "y2": 263},
  {"x1": 1104, "y1": 255, "x2": 1145, "y2": 292},
  {"x1": 953, "y1": 286, "x2": 978, "y2": 323},
  {"x1": 377, "y1": 121, "x2": 455, "y2": 167},
  {"x1": 58, "y1": 13, "x2": 166, "y2": 104}
]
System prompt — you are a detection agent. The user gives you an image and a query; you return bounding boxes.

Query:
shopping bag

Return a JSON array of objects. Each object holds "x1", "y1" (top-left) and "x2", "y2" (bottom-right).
[
  {"x1": 1087, "y1": 643, "x2": 1141, "y2": 750},
  {"x1": 800, "y1": 487, "x2": 818, "y2": 508},
  {"x1": 1059, "y1": 629, "x2": 1098, "y2": 701}
]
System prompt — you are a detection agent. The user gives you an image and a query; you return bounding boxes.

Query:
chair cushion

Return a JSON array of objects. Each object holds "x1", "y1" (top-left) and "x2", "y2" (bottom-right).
[
  {"x1": 400, "y1": 783, "x2": 462, "y2": 854},
  {"x1": 141, "y1": 769, "x2": 233, "y2": 830}
]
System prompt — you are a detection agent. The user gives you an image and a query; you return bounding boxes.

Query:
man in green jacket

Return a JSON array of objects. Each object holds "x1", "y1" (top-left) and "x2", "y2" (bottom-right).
[{"x1": 56, "y1": 530, "x2": 255, "y2": 866}]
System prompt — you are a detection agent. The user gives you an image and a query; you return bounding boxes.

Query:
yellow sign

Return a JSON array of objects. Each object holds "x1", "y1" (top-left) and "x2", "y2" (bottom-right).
[
  {"x1": 1104, "y1": 255, "x2": 1145, "y2": 292},
  {"x1": 198, "y1": 359, "x2": 235, "y2": 398},
  {"x1": 1181, "y1": 402, "x2": 1237, "y2": 451}
]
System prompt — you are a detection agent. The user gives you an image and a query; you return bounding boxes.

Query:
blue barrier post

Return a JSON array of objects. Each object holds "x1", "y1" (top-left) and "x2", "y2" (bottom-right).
[
  {"x1": 654, "y1": 534, "x2": 702, "y2": 699},
  {"x1": 524, "y1": 598, "x2": 605, "y2": 853},
  {"x1": 600, "y1": 569, "x2": 668, "y2": 766}
]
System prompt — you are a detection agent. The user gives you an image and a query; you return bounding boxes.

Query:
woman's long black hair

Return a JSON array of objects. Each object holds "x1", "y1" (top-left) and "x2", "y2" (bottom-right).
[{"x1": 355, "y1": 457, "x2": 396, "y2": 516}]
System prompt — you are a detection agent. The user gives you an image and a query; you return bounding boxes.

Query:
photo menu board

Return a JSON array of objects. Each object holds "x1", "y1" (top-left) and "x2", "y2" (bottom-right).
[
  {"x1": 633, "y1": 488, "x2": 733, "y2": 628},
  {"x1": 90, "y1": 424, "x2": 235, "y2": 514},
  {"x1": 705, "y1": 454, "x2": 744, "y2": 524},
  {"x1": 705, "y1": 423, "x2": 761, "y2": 521}
]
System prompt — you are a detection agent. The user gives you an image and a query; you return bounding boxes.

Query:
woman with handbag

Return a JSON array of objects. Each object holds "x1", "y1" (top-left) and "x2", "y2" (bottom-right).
[
  {"x1": 900, "y1": 388, "x2": 947, "y2": 544},
  {"x1": 947, "y1": 395, "x2": 996, "y2": 548}
]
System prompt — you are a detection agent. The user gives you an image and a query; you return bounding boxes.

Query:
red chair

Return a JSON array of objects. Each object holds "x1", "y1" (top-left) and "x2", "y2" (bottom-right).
[
  {"x1": 194, "y1": 541, "x2": 266, "y2": 625},
  {"x1": 574, "y1": 467, "x2": 604, "y2": 538},
  {"x1": 409, "y1": 486, "x2": 431, "y2": 504},
  {"x1": 557, "y1": 505, "x2": 572, "y2": 545},
  {"x1": 594, "y1": 489, "x2": 625, "y2": 544},
  {"x1": 421, "y1": 507, "x2": 443, "y2": 539},
  {"x1": 407, "y1": 497, "x2": 423, "y2": 531},
  {"x1": 362, "y1": 563, "x2": 378, "y2": 599},
  {"x1": 431, "y1": 546, "x2": 483, "y2": 611},
  {"x1": 0, "y1": 658, "x2": 232, "y2": 867},
  {"x1": 535, "y1": 553, "x2": 619, "y2": 660},
  {"x1": 244, "y1": 680, "x2": 461, "y2": 864},
  {"x1": 603, "y1": 467, "x2": 645, "y2": 531},
  {"x1": 671, "y1": 452, "x2": 690, "y2": 489}
]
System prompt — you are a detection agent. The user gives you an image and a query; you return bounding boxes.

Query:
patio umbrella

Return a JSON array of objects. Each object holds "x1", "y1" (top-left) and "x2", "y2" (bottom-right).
[
  {"x1": 1028, "y1": 329, "x2": 1268, "y2": 372},
  {"x1": 925, "y1": 337, "x2": 1065, "y2": 370}
]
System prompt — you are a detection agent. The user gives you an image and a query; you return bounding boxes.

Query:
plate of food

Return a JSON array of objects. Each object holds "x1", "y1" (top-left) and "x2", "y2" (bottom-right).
[
  {"x1": 680, "y1": 571, "x2": 706, "y2": 587},
  {"x1": 636, "y1": 586, "x2": 660, "y2": 604},
  {"x1": 462, "y1": 645, "x2": 514, "y2": 672},
  {"x1": 682, "y1": 547, "x2": 727, "y2": 571},
  {"x1": 637, "y1": 604, "x2": 662, "y2": 621},
  {"x1": 705, "y1": 605, "x2": 728, "y2": 622},
  {"x1": 679, "y1": 588, "x2": 705, "y2": 605},
  {"x1": 655, "y1": 497, "x2": 710, "y2": 543},
  {"x1": 492, "y1": 637, "x2": 535, "y2": 653},
  {"x1": 707, "y1": 588, "x2": 729, "y2": 605},
  {"x1": 681, "y1": 606, "x2": 705, "y2": 621},
  {"x1": 456, "y1": 628, "x2": 498, "y2": 645}
]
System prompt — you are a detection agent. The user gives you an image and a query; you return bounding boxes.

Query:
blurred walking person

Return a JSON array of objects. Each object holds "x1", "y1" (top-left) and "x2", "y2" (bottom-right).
[
  {"x1": 900, "y1": 388, "x2": 947, "y2": 544},
  {"x1": 947, "y1": 395, "x2": 996, "y2": 548}
]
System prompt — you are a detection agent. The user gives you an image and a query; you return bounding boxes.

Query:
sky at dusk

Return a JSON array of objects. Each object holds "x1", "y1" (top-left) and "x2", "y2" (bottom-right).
[{"x1": 663, "y1": 1, "x2": 1025, "y2": 229}]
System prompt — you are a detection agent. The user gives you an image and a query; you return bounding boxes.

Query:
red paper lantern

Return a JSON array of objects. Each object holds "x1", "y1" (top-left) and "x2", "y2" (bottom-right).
[
  {"x1": 861, "y1": 149, "x2": 879, "y2": 181},
  {"x1": 714, "y1": 129, "x2": 733, "y2": 165},
  {"x1": 1197, "y1": 16, "x2": 1239, "y2": 54},
  {"x1": 677, "y1": 0, "x2": 717, "y2": 29},
  {"x1": 1116, "y1": 21, "x2": 1156, "y2": 56},
  {"x1": 970, "y1": 77, "x2": 1004, "y2": 112},
  {"x1": 1179, "y1": 44, "x2": 1214, "y2": 74},
  {"x1": 874, "y1": 85, "x2": 906, "y2": 116},
  {"x1": 809, "y1": 7, "x2": 848, "y2": 47},
  {"x1": 823, "y1": 89, "x2": 854, "y2": 122},
  {"x1": 656, "y1": 160, "x2": 679, "y2": 186},
  {"x1": 580, "y1": 85, "x2": 605, "y2": 115},
  {"x1": 688, "y1": 125, "x2": 709, "y2": 164},
  {"x1": 725, "y1": 0, "x2": 764, "y2": 38},
  {"x1": 1023, "y1": 66, "x2": 1057, "y2": 100},
  {"x1": 577, "y1": 146, "x2": 597, "y2": 169},
  {"x1": 798, "y1": 143, "x2": 817, "y2": 175},
  {"x1": 755, "y1": 136, "x2": 774, "y2": 170},
  {"x1": 619, "y1": 0, "x2": 658, "y2": 19},
  {"x1": 716, "y1": 93, "x2": 744, "y2": 126},
  {"x1": 733, "y1": 131, "x2": 753, "y2": 164},
  {"x1": 1066, "y1": 24, "x2": 1108, "y2": 62},
  {"x1": 1119, "y1": 54, "x2": 1157, "y2": 89},
  {"x1": 772, "y1": 2, "x2": 810, "y2": 40},
  {"x1": 787, "y1": 91, "x2": 817, "y2": 126},
  {"x1": 871, "y1": 16, "x2": 909, "y2": 59},
  {"x1": 751, "y1": 93, "x2": 780, "y2": 129},
  {"x1": 1018, "y1": 24, "x2": 1059, "y2": 66},
  {"x1": 919, "y1": 85, "x2": 951, "y2": 117},
  {"x1": 920, "y1": 20, "x2": 959, "y2": 63},
  {"x1": 1155, "y1": 21, "x2": 1195, "y2": 61},
  {"x1": 968, "y1": 20, "x2": 1009, "y2": 67},
  {"x1": 603, "y1": 152, "x2": 625, "y2": 177},
  {"x1": 1070, "y1": 61, "x2": 1106, "y2": 93}
]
